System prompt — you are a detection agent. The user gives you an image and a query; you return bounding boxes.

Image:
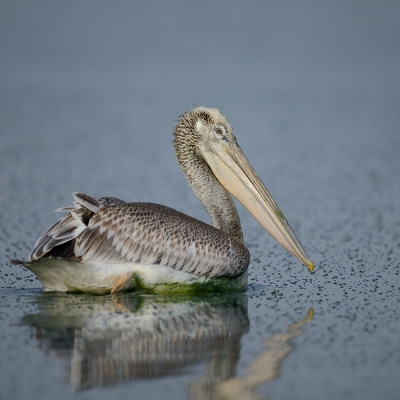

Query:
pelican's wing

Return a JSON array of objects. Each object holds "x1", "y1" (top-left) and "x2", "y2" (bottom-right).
[
  {"x1": 28, "y1": 193, "x2": 249, "y2": 278},
  {"x1": 75, "y1": 202, "x2": 249, "y2": 277}
]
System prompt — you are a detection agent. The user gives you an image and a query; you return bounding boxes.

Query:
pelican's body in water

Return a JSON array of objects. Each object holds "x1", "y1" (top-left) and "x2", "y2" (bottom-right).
[{"x1": 12, "y1": 107, "x2": 313, "y2": 294}]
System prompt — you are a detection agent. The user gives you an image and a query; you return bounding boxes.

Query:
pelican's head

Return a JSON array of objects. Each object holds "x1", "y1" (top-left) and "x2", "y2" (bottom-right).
[{"x1": 173, "y1": 107, "x2": 314, "y2": 272}]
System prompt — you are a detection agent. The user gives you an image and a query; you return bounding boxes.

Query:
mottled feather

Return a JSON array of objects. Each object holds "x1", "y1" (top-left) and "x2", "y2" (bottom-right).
[{"x1": 29, "y1": 194, "x2": 249, "y2": 278}]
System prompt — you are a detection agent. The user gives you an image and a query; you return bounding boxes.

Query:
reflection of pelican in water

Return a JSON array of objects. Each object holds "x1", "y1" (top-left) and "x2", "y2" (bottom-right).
[
  {"x1": 23, "y1": 292, "x2": 313, "y2": 396},
  {"x1": 23, "y1": 293, "x2": 249, "y2": 390},
  {"x1": 12, "y1": 107, "x2": 313, "y2": 294}
]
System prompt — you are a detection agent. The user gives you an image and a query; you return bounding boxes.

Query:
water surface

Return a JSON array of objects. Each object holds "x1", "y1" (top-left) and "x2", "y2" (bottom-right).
[{"x1": 1, "y1": 1, "x2": 399, "y2": 399}]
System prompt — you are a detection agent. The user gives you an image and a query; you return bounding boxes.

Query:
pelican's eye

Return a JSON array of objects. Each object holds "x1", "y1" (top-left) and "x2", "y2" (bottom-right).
[{"x1": 214, "y1": 124, "x2": 227, "y2": 139}]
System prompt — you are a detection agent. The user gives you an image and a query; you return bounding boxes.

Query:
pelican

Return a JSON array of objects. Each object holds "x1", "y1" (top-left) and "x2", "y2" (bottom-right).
[{"x1": 12, "y1": 107, "x2": 313, "y2": 294}]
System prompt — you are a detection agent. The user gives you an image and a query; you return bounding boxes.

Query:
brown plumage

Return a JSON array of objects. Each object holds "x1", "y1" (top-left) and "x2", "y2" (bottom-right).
[{"x1": 38, "y1": 195, "x2": 249, "y2": 277}]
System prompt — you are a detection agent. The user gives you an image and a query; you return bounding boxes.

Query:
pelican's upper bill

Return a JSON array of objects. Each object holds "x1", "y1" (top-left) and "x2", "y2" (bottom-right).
[{"x1": 11, "y1": 106, "x2": 313, "y2": 294}]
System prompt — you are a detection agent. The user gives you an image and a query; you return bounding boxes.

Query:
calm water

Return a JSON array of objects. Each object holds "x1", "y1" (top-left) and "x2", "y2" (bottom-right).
[{"x1": 1, "y1": 1, "x2": 400, "y2": 399}]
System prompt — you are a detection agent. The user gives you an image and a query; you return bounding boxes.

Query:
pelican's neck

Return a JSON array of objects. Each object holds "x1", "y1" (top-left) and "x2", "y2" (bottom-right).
[{"x1": 174, "y1": 140, "x2": 244, "y2": 243}]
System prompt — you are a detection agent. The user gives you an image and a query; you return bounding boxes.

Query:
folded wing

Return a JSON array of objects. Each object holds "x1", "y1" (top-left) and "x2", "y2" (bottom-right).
[{"x1": 29, "y1": 193, "x2": 249, "y2": 278}]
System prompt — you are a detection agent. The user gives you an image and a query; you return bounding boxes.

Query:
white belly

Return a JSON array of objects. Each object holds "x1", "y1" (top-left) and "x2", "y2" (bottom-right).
[{"x1": 26, "y1": 258, "x2": 248, "y2": 294}]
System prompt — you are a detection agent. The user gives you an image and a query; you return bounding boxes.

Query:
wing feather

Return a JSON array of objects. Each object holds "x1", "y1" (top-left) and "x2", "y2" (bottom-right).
[
  {"x1": 29, "y1": 193, "x2": 103, "y2": 261},
  {"x1": 29, "y1": 194, "x2": 250, "y2": 277},
  {"x1": 75, "y1": 203, "x2": 249, "y2": 277}
]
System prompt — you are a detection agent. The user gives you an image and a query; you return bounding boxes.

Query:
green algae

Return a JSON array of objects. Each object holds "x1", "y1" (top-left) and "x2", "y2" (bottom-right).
[{"x1": 133, "y1": 270, "x2": 248, "y2": 295}]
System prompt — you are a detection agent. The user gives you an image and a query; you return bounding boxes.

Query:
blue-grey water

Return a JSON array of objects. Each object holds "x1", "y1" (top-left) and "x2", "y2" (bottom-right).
[{"x1": 1, "y1": 1, "x2": 399, "y2": 399}]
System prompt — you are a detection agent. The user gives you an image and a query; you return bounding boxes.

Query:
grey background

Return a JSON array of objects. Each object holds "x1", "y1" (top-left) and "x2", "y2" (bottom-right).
[{"x1": 1, "y1": 1, "x2": 399, "y2": 399}]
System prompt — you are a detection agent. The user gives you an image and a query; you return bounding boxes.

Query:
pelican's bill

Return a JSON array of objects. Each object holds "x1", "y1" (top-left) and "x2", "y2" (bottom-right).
[{"x1": 201, "y1": 139, "x2": 314, "y2": 271}]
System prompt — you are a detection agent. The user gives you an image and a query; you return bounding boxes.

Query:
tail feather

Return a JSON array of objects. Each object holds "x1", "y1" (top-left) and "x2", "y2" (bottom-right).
[{"x1": 10, "y1": 259, "x2": 27, "y2": 266}]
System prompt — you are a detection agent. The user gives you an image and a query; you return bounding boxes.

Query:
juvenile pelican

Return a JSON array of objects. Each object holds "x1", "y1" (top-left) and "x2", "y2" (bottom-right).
[{"x1": 12, "y1": 107, "x2": 313, "y2": 293}]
